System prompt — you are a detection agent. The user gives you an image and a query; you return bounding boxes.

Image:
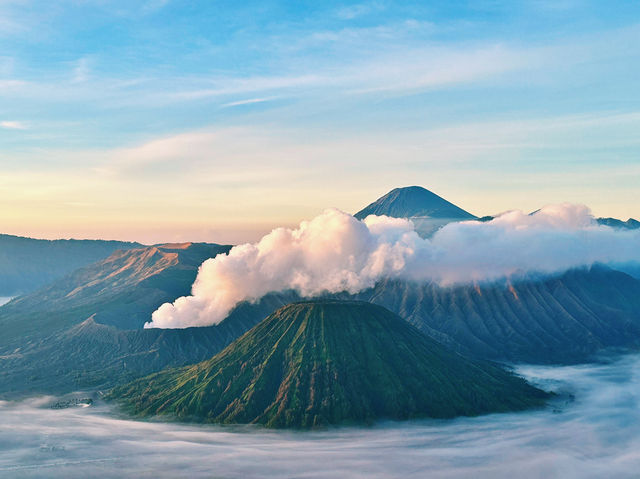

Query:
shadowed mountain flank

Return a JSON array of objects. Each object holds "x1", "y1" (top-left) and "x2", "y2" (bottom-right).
[{"x1": 0, "y1": 234, "x2": 141, "y2": 296}]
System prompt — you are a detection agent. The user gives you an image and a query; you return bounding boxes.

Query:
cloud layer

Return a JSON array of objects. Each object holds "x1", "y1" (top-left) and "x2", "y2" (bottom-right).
[
  {"x1": 2, "y1": 354, "x2": 640, "y2": 478},
  {"x1": 146, "y1": 204, "x2": 640, "y2": 329}
]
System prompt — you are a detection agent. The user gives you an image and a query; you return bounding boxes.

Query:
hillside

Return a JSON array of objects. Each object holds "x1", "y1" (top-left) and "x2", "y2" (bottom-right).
[
  {"x1": 597, "y1": 217, "x2": 640, "y2": 229},
  {"x1": 2, "y1": 235, "x2": 640, "y2": 397},
  {"x1": 479, "y1": 216, "x2": 640, "y2": 229},
  {"x1": 349, "y1": 266, "x2": 640, "y2": 363},
  {"x1": 0, "y1": 242, "x2": 231, "y2": 349},
  {"x1": 216, "y1": 265, "x2": 640, "y2": 365},
  {"x1": 0, "y1": 242, "x2": 270, "y2": 396},
  {"x1": 110, "y1": 301, "x2": 549, "y2": 428},
  {"x1": 0, "y1": 234, "x2": 141, "y2": 296}
]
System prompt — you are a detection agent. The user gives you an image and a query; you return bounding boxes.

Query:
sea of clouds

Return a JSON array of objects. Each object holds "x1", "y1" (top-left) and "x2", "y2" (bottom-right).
[
  {"x1": 146, "y1": 204, "x2": 640, "y2": 328},
  {"x1": 1, "y1": 354, "x2": 639, "y2": 478}
]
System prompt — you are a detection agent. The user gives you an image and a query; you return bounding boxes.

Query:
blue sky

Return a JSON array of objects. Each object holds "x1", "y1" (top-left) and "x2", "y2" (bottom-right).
[{"x1": 1, "y1": 0, "x2": 639, "y2": 243}]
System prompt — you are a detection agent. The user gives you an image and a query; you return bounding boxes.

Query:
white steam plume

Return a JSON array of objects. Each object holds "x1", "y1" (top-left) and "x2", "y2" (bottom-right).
[{"x1": 145, "y1": 204, "x2": 640, "y2": 329}]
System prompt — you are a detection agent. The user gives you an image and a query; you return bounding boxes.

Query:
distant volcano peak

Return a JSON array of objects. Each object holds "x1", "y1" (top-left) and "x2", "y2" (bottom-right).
[{"x1": 354, "y1": 186, "x2": 476, "y2": 221}]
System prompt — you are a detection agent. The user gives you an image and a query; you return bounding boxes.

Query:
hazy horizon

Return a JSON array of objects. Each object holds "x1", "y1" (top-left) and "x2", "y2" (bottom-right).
[
  {"x1": 2, "y1": 188, "x2": 639, "y2": 245},
  {"x1": 1, "y1": 1, "x2": 639, "y2": 243}
]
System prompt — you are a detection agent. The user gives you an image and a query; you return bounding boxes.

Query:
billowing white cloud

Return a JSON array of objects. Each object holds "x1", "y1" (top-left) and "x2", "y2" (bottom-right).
[{"x1": 146, "y1": 203, "x2": 640, "y2": 329}]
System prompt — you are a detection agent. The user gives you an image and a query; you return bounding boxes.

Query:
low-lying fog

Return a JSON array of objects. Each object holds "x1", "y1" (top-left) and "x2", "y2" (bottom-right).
[{"x1": 2, "y1": 354, "x2": 639, "y2": 479}]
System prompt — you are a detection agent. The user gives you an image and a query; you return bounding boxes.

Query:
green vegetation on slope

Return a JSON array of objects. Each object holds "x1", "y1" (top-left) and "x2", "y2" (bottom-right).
[{"x1": 110, "y1": 301, "x2": 549, "y2": 429}]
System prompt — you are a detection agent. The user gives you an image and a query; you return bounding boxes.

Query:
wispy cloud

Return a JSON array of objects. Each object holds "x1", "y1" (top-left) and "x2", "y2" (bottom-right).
[
  {"x1": 1, "y1": 105, "x2": 638, "y2": 243},
  {"x1": 0, "y1": 1, "x2": 638, "y2": 239},
  {"x1": 0, "y1": 56, "x2": 14, "y2": 76},
  {"x1": 0, "y1": 11, "x2": 25, "y2": 37},
  {"x1": 72, "y1": 57, "x2": 90, "y2": 83},
  {"x1": 344, "y1": 43, "x2": 541, "y2": 94},
  {"x1": 0, "y1": 120, "x2": 27, "y2": 130},
  {"x1": 171, "y1": 75, "x2": 322, "y2": 101},
  {"x1": 336, "y1": 1, "x2": 386, "y2": 20},
  {"x1": 221, "y1": 97, "x2": 278, "y2": 108},
  {"x1": 45, "y1": 109, "x2": 640, "y2": 185},
  {"x1": 0, "y1": 79, "x2": 26, "y2": 89},
  {"x1": 0, "y1": 20, "x2": 635, "y2": 116},
  {"x1": 162, "y1": 42, "x2": 542, "y2": 107},
  {"x1": 142, "y1": 0, "x2": 171, "y2": 14}
]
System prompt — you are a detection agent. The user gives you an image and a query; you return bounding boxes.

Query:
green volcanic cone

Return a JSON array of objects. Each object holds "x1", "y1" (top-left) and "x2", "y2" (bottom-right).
[{"x1": 110, "y1": 301, "x2": 549, "y2": 429}]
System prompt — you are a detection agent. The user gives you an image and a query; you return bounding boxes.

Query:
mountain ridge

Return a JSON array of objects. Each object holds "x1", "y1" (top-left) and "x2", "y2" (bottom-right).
[
  {"x1": 2, "y1": 259, "x2": 640, "y2": 397},
  {"x1": 597, "y1": 217, "x2": 640, "y2": 229},
  {"x1": 0, "y1": 242, "x2": 297, "y2": 397},
  {"x1": 0, "y1": 233, "x2": 142, "y2": 296},
  {"x1": 2, "y1": 187, "x2": 640, "y2": 398}
]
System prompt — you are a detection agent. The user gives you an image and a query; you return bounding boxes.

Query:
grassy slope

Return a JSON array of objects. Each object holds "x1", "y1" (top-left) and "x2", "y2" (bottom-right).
[{"x1": 111, "y1": 301, "x2": 549, "y2": 429}]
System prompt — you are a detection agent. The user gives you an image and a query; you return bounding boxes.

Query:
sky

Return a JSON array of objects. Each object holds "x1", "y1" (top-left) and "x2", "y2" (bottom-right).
[{"x1": 0, "y1": 0, "x2": 639, "y2": 244}]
